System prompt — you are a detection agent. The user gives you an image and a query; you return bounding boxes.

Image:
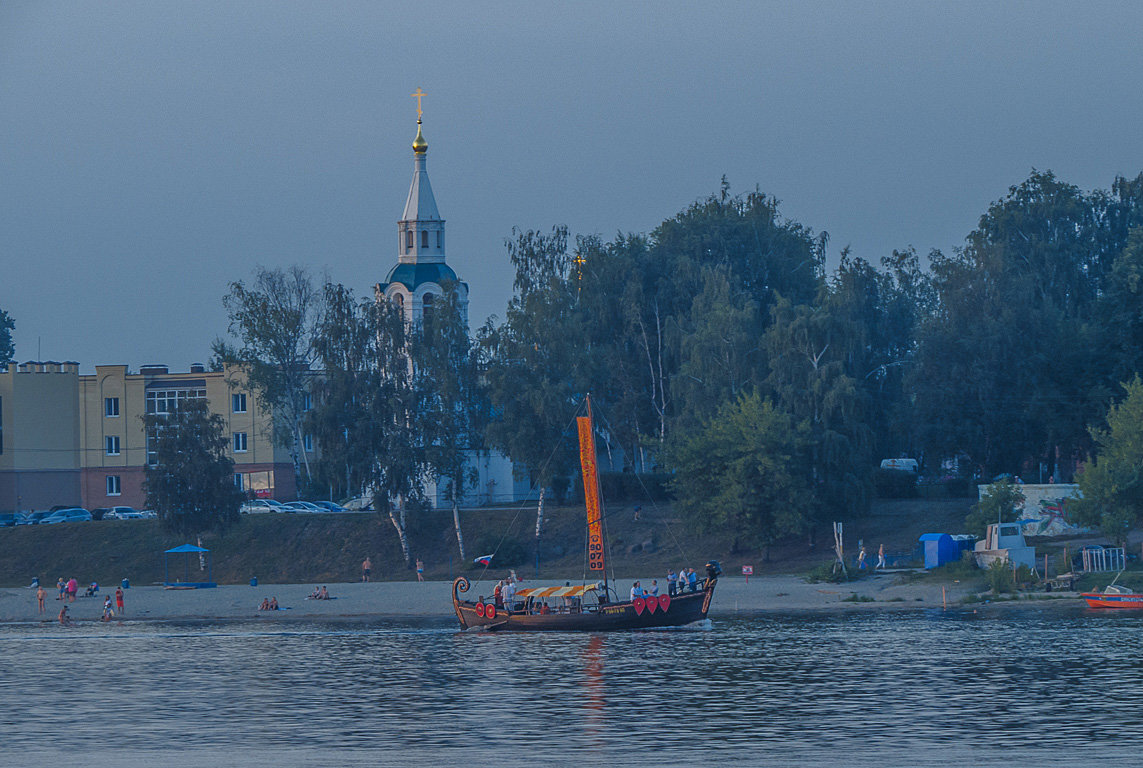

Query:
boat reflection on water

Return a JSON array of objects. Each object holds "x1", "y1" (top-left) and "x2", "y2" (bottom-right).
[{"x1": 582, "y1": 635, "x2": 605, "y2": 745}]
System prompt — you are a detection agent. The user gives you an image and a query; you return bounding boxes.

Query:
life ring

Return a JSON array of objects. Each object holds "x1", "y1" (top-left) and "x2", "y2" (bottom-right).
[
  {"x1": 486, "y1": 604, "x2": 497, "y2": 619},
  {"x1": 476, "y1": 603, "x2": 486, "y2": 618}
]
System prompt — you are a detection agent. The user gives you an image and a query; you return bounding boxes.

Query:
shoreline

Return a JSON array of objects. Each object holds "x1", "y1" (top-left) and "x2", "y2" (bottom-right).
[{"x1": 0, "y1": 575, "x2": 1088, "y2": 625}]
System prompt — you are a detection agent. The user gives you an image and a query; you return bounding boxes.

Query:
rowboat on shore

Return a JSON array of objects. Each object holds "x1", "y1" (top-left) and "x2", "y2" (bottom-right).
[
  {"x1": 451, "y1": 395, "x2": 720, "y2": 631},
  {"x1": 1081, "y1": 584, "x2": 1143, "y2": 609}
]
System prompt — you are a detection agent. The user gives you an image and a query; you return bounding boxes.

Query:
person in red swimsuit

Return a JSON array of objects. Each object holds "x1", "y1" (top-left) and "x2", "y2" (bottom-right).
[{"x1": 115, "y1": 586, "x2": 125, "y2": 615}]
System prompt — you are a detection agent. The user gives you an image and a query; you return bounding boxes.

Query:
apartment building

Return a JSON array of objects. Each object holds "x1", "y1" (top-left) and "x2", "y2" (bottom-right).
[{"x1": 0, "y1": 361, "x2": 296, "y2": 512}]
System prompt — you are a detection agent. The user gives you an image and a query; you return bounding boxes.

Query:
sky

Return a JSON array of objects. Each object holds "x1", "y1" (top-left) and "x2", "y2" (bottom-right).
[{"x1": 2, "y1": 1, "x2": 1143, "y2": 372}]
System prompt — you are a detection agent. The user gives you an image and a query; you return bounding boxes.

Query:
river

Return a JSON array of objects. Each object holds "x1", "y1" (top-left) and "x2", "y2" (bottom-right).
[{"x1": 1, "y1": 608, "x2": 1140, "y2": 766}]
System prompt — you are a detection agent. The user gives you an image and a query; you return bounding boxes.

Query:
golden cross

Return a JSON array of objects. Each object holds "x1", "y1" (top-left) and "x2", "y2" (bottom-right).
[{"x1": 411, "y1": 87, "x2": 427, "y2": 119}]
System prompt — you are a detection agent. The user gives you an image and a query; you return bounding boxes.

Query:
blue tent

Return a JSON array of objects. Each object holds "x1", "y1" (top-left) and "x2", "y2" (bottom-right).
[
  {"x1": 919, "y1": 533, "x2": 959, "y2": 570},
  {"x1": 163, "y1": 544, "x2": 216, "y2": 588}
]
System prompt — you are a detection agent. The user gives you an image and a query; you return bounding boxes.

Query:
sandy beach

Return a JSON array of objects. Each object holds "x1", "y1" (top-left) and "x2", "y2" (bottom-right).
[{"x1": 0, "y1": 573, "x2": 1083, "y2": 624}]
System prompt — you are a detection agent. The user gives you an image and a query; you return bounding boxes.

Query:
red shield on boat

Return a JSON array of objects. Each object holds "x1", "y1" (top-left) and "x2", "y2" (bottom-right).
[
  {"x1": 658, "y1": 595, "x2": 671, "y2": 612},
  {"x1": 476, "y1": 603, "x2": 486, "y2": 618},
  {"x1": 645, "y1": 596, "x2": 658, "y2": 614},
  {"x1": 632, "y1": 597, "x2": 645, "y2": 615}
]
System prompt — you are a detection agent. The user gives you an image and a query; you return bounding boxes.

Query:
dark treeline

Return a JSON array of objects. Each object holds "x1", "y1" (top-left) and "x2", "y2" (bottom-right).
[{"x1": 218, "y1": 169, "x2": 1143, "y2": 553}]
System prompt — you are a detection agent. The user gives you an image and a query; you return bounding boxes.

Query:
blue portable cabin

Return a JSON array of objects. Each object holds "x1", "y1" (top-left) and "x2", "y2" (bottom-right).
[{"x1": 919, "y1": 533, "x2": 959, "y2": 569}]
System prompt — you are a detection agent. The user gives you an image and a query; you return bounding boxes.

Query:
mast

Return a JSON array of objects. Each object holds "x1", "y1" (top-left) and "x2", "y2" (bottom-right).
[{"x1": 577, "y1": 395, "x2": 607, "y2": 594}]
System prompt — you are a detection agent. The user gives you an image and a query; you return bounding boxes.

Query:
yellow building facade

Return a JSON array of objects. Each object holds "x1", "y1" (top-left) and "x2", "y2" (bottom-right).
[{"x1": 0, "y1": 361, "x2": 295, "y2": 512}]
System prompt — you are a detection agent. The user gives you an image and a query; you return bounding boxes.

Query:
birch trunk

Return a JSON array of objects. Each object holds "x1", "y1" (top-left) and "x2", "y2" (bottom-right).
[
  {"x1": 534, "y1": 486, "x2": 546, "y2": 540},
  {"x1": 452, "y1": 500, "x2": 466, "y2": 560},
  {"x1": 388, "y1": 499, "x2": 411, "y2": 567}
]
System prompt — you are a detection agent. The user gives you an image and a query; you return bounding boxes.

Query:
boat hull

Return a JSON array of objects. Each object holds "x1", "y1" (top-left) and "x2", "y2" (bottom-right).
[
  {"x1": 452, "y1": 576, "x2": 716, "y2": 631},
  {"x1": 1081, "y1": 592, "x2": 1143, "y2": 609}
]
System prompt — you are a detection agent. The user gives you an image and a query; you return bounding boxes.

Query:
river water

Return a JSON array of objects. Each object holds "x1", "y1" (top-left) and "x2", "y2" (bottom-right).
[{"x1": 1, "y1": 608, "x2": 1140, "y2": 767}]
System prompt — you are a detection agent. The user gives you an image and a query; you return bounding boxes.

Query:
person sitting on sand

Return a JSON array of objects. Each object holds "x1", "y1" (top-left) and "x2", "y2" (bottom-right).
[
  {"x1": 319, "y1": 586, "x2": 329, "y2": 600},
  {"x1": 85, "y1": 582, "x2": 99, "y2": 597},
  {"x1": 269, "y1": 597, "x2": 279, "y2": 610},
  {"x1": 258, "y1": 598, "x2": 271, "y2": 611},
  {"x1": 59, "y1": 605, "x2": 72, "y2": 626},
  {"x1": 307, "y1": 586, "x2": 321, "y2": 599}
]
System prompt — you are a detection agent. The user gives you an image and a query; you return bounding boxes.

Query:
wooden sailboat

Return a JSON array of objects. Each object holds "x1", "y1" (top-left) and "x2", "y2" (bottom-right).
[{"x1": 452, "y1": 396, "x2": 720, "y2": 631}]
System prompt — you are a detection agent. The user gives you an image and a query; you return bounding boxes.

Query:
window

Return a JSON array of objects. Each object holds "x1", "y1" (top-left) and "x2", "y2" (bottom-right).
[
  {"x1": 105, "y1": 397, "x2": 120, "y2": 417},
  {"x1": 232, "y1": 393, "x2": 247, "y2": 413},
  {"x1": 303, "y1": 434, "x2": 314, "y2": 453},
  {"x1": 234, "y1": 473, "x2": 245, "y2": 491},
  {"x1": 436, "y1": 230, "x2": 442, "y2": 249},
  {"x1": 106, "y1": 475, "x2": 121, "y2": 496},
  {"x1": 421, "y1": 230, "x2": 428, "y2": 248},
  {"x1": 406, "y1": 230, "x2": 413, "y2": 249},
  {"x1": 105, "y1": 435, "x2": 120, "y2": 456},
  {"x1": 145, "y1": 387, "x2": 206, "y2": 465},
  {"x1": 422, "y1": 293, "x2": 434, "y2": 333},
  {"x1": 233, "y1": 432, "x2": 248, "y2": 453},
  {"x1": 302, "y1": 392, "x2": 313, "y2": 411}
]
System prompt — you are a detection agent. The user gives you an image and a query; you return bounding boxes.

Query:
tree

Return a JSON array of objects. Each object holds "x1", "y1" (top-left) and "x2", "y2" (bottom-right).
[
  {"x1": 413, "y1": 281, "x2": 485, "y2": 560},
  {"x1": 0, "y1": 307, "x2": 13, "y2": 366},
  {"x1": 1072, "y1": 377, "x2": 1143, "y2": 545},
  {"x1": 482, "y1": 226, "x2": 582, "y2": 543},
  {"x1": 214, "y1": 266, "x2": 324, "y2": 488},
  {"x1": 143, "y1": 399, "x2": 245, "y2": 536},
  {"x1": 665, "y1": 391, "x2": 813, "y2": 557},
  {"x1": 964, "y1": 479, "x2": 1025, "y2": 539},
  {"x1": 308, "y1": 283, "x2": 425, "y2": 567}
]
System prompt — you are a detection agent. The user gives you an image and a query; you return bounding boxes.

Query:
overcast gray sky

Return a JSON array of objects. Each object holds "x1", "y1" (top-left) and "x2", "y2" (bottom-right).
[{"x1": 3, "y1": 1, "x2": 1142, "y2": 372}]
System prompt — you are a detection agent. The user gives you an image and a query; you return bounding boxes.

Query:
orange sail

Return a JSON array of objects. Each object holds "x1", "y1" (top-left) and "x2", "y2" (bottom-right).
[{"x1": 577, "y1": 400, "x2": 605, "y2": 574}]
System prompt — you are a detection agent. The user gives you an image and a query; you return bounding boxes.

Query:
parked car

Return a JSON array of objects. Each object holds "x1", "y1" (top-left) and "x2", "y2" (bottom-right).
[
  {"x1": 310, "y1": 501, "x2": 347, "y2": 513},
  {"x1": 280, "y1": 501, "x2": 323, "y2": 513},
  {"x1": 241, "y1": 499, "x2": 281, "y2": 514},
  {"x1": 22, "y1": 511, "x2": 53, "y2": 525},
  {"x1": 0, "y1": 512, "x2": 26, "y2": 527},
  {"x1": 105, "y1": 506, "x2": 145, "y2": 520},
  {"x1": 39, "y1": 507, "x2": 93, "y2": 524}
]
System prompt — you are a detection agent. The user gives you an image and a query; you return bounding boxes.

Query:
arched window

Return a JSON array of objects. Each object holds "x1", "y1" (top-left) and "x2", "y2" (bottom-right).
[
  {"x1": 393, "y1": 293, "x2": 404, "y2": 312},
  {"x1": 421, "y1": 293, "x2": 434, "y2": 334},
  {"x1": 405, "y1": 230, "x2": 413, "y2": 250},
  {"x1": 421, "y1": 230, "x2": 429, "y2": 249}
]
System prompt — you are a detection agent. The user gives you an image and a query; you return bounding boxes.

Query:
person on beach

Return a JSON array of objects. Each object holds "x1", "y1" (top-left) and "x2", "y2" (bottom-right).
[
  {"x1": 667, "y1": 570, "x2": 678, "y2": 597},
  {"x1": 57, "y1": 578, "x2": 66, "y2": 601},
  {"x1": 308, "y1": 586, "x2": 321, "y2": 599},
  {"x1": 36, "y1": 585, "x2": 46, "y2": 614},
  {"x1": 102, "y1": 596, "x2": 114, "y2": 621},
  {"x1": 258, "y1": 598, "x2": 271, "y2": 611},
  {"x1": 270, "y1": 597, "x2": 279, "y2": 610},
  {"x1": 319, "y1": 586, "x2": 329, "y2": 600},
  {"x1": 876, "y1": 544, "x2": 887, "y2": 571},
  {"x1": 58, "y1": 604, "x2": 72, "y2": 626},
  {"x1": 67, "y1": 577, "x2": 78, "y2": 602},
  {"x1": 362, "y1": 557, "x2": 372, "y2": 583},
  {"x1": 416, "y1": 558, "x2": 424, "y2": 582},
  {"x1": 857, "y1": 545, "x2": 867, "y2": 570},
  {"x1": 115, "y1": 586, "x2": 125, "y2": 615}
]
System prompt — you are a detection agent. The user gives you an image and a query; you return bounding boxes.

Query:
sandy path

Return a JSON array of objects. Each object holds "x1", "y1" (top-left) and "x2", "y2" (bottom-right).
[{"x1": 0, "y1": 574, "x2": 1076, "y2": 624}]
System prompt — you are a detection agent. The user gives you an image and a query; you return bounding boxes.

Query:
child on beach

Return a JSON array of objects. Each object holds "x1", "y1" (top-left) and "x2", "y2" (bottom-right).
[{"x1": 102, "y1": 596, "x2": 114, "y2": 621}]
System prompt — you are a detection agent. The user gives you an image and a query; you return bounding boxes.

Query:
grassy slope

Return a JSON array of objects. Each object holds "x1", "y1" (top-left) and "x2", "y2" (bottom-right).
[{"x1": 0, "y1": 498, "x2": 974, "y2": 588}]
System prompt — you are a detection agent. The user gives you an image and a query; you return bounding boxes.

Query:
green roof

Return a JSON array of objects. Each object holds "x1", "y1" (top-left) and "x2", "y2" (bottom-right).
[{"x1": 379, "y1": 263, "x2": 461, "y2": 292}]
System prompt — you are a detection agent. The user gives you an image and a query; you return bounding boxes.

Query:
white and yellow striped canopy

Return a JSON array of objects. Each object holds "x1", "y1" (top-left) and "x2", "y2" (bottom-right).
[{"x1": 514, "y1": 583, "x2": 600, "y2": 599}]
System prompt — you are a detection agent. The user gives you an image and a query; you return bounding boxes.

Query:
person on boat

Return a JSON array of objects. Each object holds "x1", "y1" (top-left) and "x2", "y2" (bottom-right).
[
  {"x1": 630, "y1": 581, "x2": 643, "y2": 601},
  {"x1": 667, "y1": 570, "x2": 678, "y2": 597},
  {"x1": 502, "y1": 579, "x2": 516, "y2": 611},
  {"x1": 686, "y1": 568, "x2": 698, "y2": 592},
  {"x1": 540, "y1": 601, "x2": 551, "y2": 615},
  {"x1": 494, "y1": 580, "x2": 504, "y2": 608},
  {"x1": 648, "y1": 579, "x2": 660, "y2": 597},
  {"x1": 308, "y1": 586, "x2": 321, "y2": 599}
]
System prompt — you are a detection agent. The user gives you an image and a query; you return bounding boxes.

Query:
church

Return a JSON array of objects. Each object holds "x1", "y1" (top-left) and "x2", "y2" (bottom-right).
[{"x1": 373, "y1": 93, "x2": 524, "y2": 508}]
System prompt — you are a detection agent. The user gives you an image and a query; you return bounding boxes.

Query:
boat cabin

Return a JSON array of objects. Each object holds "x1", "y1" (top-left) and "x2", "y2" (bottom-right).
[{"x1": 973, "y1": 522, "x2": 1036, "y2": 570}]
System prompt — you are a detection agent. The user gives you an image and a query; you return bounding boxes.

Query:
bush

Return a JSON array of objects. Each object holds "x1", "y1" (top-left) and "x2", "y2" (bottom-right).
[
  {"x1": 987, "y1": 559, "x2": 1015, "y2": 594},
  {"x1": 874, "y1": 469, "x2": 918, "y2": 499},
  {"x1": 807, "y1": 562, "x2": 859, "y2": 583},
  {"x1": 473, "y1": 535, "x2": 528, "y2": 568}
]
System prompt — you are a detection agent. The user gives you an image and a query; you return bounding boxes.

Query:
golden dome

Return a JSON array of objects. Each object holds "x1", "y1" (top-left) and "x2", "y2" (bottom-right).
[{"x1": 412, "y1": 120, "x2": 428, "y2": 154}]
